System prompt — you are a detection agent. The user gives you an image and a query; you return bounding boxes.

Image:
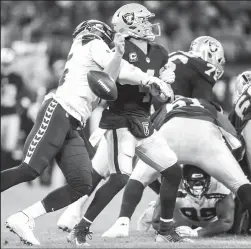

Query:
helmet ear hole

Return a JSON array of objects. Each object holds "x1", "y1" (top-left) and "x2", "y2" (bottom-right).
[{"x1": 208, "y1": 52, "x2": 212, "y2": 59}]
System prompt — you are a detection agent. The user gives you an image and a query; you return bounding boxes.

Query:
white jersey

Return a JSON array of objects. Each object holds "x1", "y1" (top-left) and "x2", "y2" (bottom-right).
[
  {"x1": 137, "y1": 177, "x2": 231, "y2": 231},
  {"x1": 51, "y1": 38, "x2": 149, "y2": 124},
  {"x1": 174, "y1": 177, "x2": 231, "y2": 228}
]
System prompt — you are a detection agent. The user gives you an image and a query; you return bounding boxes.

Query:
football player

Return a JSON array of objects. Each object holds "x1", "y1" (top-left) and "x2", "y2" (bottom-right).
[
  {"x1": 1, "y1": 20, "x2": 165, "y2": 246},
  {"x1": 101, "y1": 36, "x2": 250, "y2": 242},
  {"x1": 229, "y1": 71, "x2": 251, "y2": 177},
  {"x1": 229, "y1": 71, "x2": 251, "y2": 233},
  {"x1": 137, "y1": 165, "x2": 235, "y2": 238},
  {"x1": 67, "y1": 3, "x2": 188, "y2": 246},
  {"x1": 109, "y1": 95, "x2": 251, "y2": 242}
]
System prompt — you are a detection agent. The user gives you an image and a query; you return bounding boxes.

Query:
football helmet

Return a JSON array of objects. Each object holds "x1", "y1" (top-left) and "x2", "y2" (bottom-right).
[
  {"x1": 189, "y1": 36, "x2": 225, "y2": 80},
  {"x1": 72, "y1": 20, "x2": 114, "y2": 45},
  {"x1": 182, "y1": 165, "x2": 211, "y2": 198},
  {"x1": 235, "y1": 71, "x2": 251, "y2": 98},
  {"x1": 111, "y1": 3, "x2": 160, "y2": 41}
]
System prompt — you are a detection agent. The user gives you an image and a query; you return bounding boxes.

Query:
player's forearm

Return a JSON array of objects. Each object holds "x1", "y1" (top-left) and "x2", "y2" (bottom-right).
[
  {"x1": 117, "y1": 60, "x2": 149, "y2": 86},
  {"x1": 197, "y1": 219, "x2": 233, "y2": 237},
  {"x1": 103, "y1": 52, "x2": 123, "y2": 82}
]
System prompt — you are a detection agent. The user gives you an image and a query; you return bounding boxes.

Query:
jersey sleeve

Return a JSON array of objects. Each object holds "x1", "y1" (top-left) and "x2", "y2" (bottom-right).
[
  {"x1": 90, "y1": 39, "x2": 113, "y2": 68},
  {"x1": 90, "y1": 39, "x2": 149, "y2": 86}
]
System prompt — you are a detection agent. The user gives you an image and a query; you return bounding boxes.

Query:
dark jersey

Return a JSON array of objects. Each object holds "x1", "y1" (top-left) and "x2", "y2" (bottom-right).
[
  {"x1": 1, "y1": 72, "x2": 24, "y2": 116},
  {"x1": 151, "y1": 97, "x2": 220, "y2": 131},
  {"x1": 100, "y1": 39, "x2": 168, "y2": 131},
  {"x1": 168, "y1": 51, "x2": 217, "y2": 101},
  {"x1": 229, "y1": 85, "x2": 251, "y2": 135}
]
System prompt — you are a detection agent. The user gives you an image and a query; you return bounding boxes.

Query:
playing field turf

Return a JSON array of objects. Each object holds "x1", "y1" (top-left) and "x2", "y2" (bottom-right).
[{"x1": 1, "y1": 176, "x2": 251, "y2": 248}]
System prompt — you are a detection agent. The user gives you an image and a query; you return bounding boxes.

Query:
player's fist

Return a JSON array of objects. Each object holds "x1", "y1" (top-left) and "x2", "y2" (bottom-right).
[
  {"x1": 175, "y1": 226, "x2": 198, "y2": 237},
  {"x1": 160, "y1": 62, "x2": 176, "y2": 84},
  {"x1": 150, "y1": 81, "x2": 174, "y2": 102},
  {"x1": 114, "y1": 33, "x2": 125, "y2": 56}
]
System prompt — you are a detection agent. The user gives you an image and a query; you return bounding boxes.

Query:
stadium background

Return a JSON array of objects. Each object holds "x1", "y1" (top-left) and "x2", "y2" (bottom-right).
[{"x1": 1, "y1": 1, "x2": 251, "y2": 246}]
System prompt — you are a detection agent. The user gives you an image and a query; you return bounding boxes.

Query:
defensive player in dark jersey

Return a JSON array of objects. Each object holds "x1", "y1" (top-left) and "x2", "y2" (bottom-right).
[
  {"x1": 67, "y1": 3, "x2": 188, "y2": 245},
  {"x1": 101, "y1": 36, "x2": 236, "y2": 241}
]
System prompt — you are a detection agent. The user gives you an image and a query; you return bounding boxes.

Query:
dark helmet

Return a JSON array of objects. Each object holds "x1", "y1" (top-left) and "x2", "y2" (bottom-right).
[
  {"x1": 72, "y1": 20, "x2": 114, "y2": 45},
  {"x1": 182, "y1": 165, "x2": 211, "y2": 198}
]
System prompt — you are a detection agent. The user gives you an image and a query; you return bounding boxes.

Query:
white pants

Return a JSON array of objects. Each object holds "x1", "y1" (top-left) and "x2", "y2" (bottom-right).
[
  {"x1": 91, "y1": 134, "x2": 110, "y2": 179},
  {"x1": 103, "y1": 128, "x2": 177, "y2": 176},
  {"x1": 1, "y1": 114, "x2": 20, "y2": 152},
  {"x1": 131, "y1": 117, "x2": 250, "y2": 193},
  {"x1": 242, "y1": 120, "x2": 251, "y2": 173}
]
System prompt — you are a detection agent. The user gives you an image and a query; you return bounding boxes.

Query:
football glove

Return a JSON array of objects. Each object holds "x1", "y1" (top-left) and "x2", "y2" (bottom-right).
[
  {"x1": 160, "y1": 62, "x2": 176, "y2": 84},
  {"x1": 142, "y1": 76, "x2": 164, "y2": 87},
  {"x1": 150, "y1": 81, "x2": 174, "y2": 103},
  {"x1": 175, "y1": 226, "x2": 201, "y2": 237}
]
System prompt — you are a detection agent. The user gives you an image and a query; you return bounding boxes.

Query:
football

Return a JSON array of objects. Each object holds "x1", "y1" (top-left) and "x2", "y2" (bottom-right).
[{"x1": 87, "y1": 70, "x2": 118, "y2": 101}]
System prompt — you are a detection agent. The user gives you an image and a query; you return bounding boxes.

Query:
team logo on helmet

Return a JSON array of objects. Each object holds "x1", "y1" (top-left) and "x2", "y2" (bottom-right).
[
  {"x1": 122, "y1": 13, "x2": 135, "y2": 25},
  {"x1": 208, "y1": 41, "x2": 219, "y2": 53}
]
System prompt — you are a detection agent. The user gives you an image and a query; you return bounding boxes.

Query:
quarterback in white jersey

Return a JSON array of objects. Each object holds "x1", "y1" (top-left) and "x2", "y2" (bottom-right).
[
  {"x1": 137, "y1": 165, "x2": 235, "y2": 237},
  {"x1": 1, "y1": 20, "x2": 167, "y2": 246}
]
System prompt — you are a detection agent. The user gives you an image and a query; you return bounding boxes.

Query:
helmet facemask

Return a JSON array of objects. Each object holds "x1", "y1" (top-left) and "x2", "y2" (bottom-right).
[
  {"x1": 130, "y1": 13, "x2": 161, "y2": 41},
  {"x1": 183, "y1": 165, "x2": 211, "y2": 199}
]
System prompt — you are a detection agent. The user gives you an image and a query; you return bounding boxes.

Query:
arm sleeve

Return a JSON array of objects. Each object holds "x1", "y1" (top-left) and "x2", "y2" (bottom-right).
[{"x1": 90, "y1": 39, "x2": 149, "y2": 86}]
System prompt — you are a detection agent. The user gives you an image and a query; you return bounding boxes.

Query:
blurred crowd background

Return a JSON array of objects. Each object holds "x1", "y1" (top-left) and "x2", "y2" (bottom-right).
[{"x1": 1, "y1": 0, "x2": 251, "y2": 186}]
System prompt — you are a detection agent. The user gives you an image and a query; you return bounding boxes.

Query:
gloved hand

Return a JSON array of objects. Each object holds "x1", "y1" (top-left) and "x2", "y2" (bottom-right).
[
  {"x1": 150, "y1": 81, "x2": 174, "y2": 102},
  {"x1": 175, "y1": 226, "x2": 201, "y2": 237},
  {"x1": 159, "y1": 62, "x2": 176, "y2": 84}
]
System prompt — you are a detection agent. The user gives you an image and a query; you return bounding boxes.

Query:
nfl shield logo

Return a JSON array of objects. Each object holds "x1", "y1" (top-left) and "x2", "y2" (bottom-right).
[{"x1": 142, "y1": 122, "x2": 150, "y2": 136}]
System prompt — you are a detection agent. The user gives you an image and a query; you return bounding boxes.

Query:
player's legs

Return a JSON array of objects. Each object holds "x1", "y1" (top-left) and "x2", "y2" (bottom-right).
[
  {"x1": 136, "y1": 132, "x2": 185, "y2": 241},
  {"x1": 1, "y1": 99, "x2": 69, "y2": 192},
  {"x1": 68, "y1": 128, "x2": 136, "y2": 245},
  {"x1": 6, "y1": 129, "x2": 93, "y2": 245},
  {"x1": 57, "y1": 135, "x2": 110, "y2": 231},
  {"x1": 243, "y1": 120, "x2": 251, "y2": 176},
  {"x1": 193, "y1": 123, "x2": 251, "y2": 213},
  {"x1": 118, "y1": 159, "x2": 161, "y2": 220},
  {"x1": 160, "y1": 117, "x2": 251, "y2": 214},
  {"x1": 103, "y1": 131, "x2": 184, "y2": 242},
  {"x1": 3, "y1": 99, "x2": 75, "y2": 245}
]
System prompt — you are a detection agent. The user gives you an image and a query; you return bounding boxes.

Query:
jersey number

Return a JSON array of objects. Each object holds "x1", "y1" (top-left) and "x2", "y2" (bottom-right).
[
  {"x1": 180, "y1": 207, "x2": 216, "y2": 221},
  {"x1": 167, "y1": 54, "x2": 189, "y2": 72},
  {"x1": 138, "y1": 69, "x2": 155, "y2": 103},
  {"x1": 205, "y1": 63, "x2": 218, "y2": 81},
  {"x1": 172, "y1": 98, "x2": 204, "y2": 109},
  {"x1": 235, "y1": 87, "x2": 251, "y2": 120},
  {"x1": 58, "y1": 53, "x2": 73, "y2": 87}
]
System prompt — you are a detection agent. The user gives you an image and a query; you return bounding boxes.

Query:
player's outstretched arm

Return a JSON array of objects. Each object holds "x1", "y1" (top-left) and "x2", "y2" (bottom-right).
[
  {"x1": 103, "y1": 33, "x2": 125, "y2": 81},
  {"x1": 91, "y1": 38, "x2": 148, "y2": 86},
  {"x1": 197, "y1": 194, "x2": 235, "y2": 237}
]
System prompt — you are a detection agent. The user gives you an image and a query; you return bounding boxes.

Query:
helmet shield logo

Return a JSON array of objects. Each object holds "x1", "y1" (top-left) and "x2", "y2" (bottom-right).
[
  {"x1": 209, "y1": 41, "x2": 219, "y2": 53},
  {"x1": 122, "y1": 12, "x2": 135, "y2": 25}
]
